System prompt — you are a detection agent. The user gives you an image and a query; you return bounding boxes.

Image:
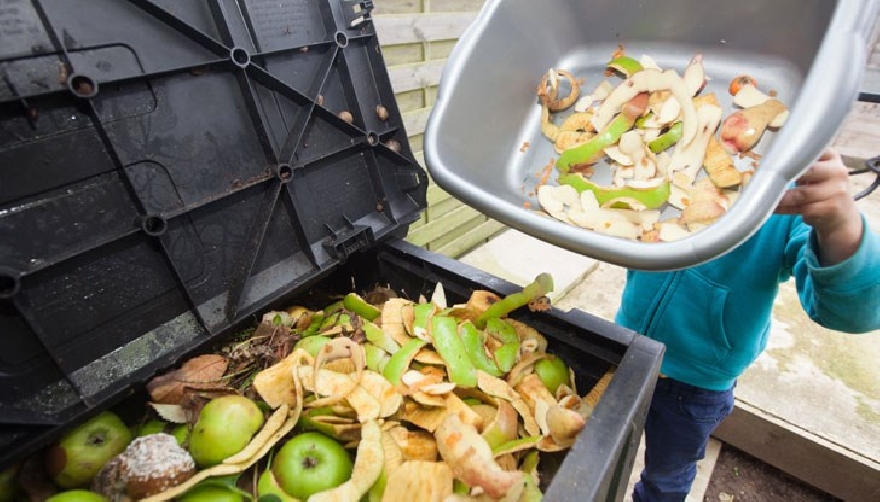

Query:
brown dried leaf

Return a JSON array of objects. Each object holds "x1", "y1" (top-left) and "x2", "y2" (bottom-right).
[{"x1": 146, "y1": 354, "x2": 229, "y2": 405}]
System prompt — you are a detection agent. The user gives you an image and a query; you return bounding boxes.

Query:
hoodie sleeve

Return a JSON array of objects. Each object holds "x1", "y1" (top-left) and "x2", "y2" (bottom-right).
[{"x1": 784, "y1": 213, "x2": 880, "y2": 334}]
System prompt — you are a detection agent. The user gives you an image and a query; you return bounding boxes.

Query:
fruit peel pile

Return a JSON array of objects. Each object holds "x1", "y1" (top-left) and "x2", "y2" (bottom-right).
[
  {"x1": 1, "y1": 274, "x2": 617, "y2": 502},
  {"x1": 533, "y1": 46, "x2": 790, "y2": 242}
]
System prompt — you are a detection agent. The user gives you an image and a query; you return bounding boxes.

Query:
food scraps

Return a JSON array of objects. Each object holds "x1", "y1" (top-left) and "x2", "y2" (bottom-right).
[
  {"x1": 534, "y1": 48, "x2": 789, "y2": 242},
  {"x1": 18, "y1": 276, "x2": 617, "y2": 501}
]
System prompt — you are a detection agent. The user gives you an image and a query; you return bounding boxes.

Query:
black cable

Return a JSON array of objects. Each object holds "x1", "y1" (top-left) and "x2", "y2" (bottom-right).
[{"x1": 850, "y1": 155, "x2": 880, "y2": 201}]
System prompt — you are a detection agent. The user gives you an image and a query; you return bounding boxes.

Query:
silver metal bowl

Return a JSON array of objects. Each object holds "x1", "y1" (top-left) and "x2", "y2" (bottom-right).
[{"x1": 425, "y1": 0, "x2": 877, "y2": 270}]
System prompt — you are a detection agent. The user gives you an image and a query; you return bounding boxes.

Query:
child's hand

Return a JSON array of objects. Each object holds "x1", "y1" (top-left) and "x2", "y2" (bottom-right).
[{"x1": 775, "y1": 147, "x2": 864, "y2": 265}]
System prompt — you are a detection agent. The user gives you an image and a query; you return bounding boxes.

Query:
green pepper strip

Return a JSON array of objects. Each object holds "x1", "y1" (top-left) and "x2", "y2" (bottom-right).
[
  {"x1": 342, "y1": 293, "x2": 381, "y2": 322},
  {"x1": 382, "y1": 338, "x2": 426, "y2": 387},
  {"x1": 556, "y1": 111, "x2": 638, "y2": 174},
  {"x1": 458, "y1": 321, "x2": 503, "y2": 377},
  {"x1": 431, "y1": 316, "x2": 478, "y2": 388},
  {"x1": 648, "y1": 121, "x2": 683, "y2": 154},
  {"x1": 558, "y1": 173, "x2": 671, "y2": 210},
  {"x1": 364, "y1": 321, "x2": 400, "y2": 354},
  {"x1": 606, "y1": 55, "x2": 644, "y2": 77},
  {"x1": 474, "y1": 274, "x2": 554, "y2": 330},
  {"x1": 462, "y1": 398, "x2": 483, "y2": 406},
  {"x1": 635, "y1": 112, "x2": 654, "y2": 129},
  {"x1": 493, "y1": 342, "x2": 520, "y2": 373},
  {"x1": 485, "y1": 318, "x2": 519, "y2": 344},
  {"x1": 491, "y1": 435, "x2": 542, "y2": 456}
]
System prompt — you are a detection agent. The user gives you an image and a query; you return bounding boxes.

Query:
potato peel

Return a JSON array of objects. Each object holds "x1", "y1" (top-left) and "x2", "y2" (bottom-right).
[
  {"x1": 546, "y1": 405, "x2": 587, "y2": 448},
  {"x1": 412, "y1": 391, "x2": 448, "y2": 407},
  {"x1": 414, "y1": 349, "x2": 447, "y2": 366},
  {"x1": 382, "y1": 299, "x2": 416, "y2": 346},
  {"x1": 389, "y1": 426, "x2": 439, "y2": 462},
  {"x1": 360, "y1": 371, "x2": 404, "y2": 418},
  {"x1": 382, "y1": 461, "x2": 454, "y2": 502},
  {"x1": 401, "y1": 393, "x2": 483, "y2": 432},
  {"x1": 477, "y1": 371, "x2": 540, "y2": 436},
  {"x1": 436, "y1": 414, "x2": 526, "y2": 500}
]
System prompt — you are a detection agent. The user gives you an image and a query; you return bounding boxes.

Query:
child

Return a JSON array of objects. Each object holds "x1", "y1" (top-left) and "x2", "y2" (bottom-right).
[{"x1": 614, "y1": 147, "x2": 880, "y2": 502}]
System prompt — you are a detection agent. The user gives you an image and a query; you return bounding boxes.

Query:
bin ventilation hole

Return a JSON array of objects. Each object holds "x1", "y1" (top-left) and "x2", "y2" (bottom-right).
[
  {"x1": 68, "y1": 74, "x2": 98, "y2": 98},
  {"x1": 277, "y1": 164, "x2": 293, "y2": 182},
  {"x1": 231, "y1": 47, "x2": 250, "y2": 67},
  {"x1": 142, "y1": 215, "x2": 168, "y2": 236},
  {"x1": 335, "y1": 31, "x2": 349, "y2": 48},
  {"x1": 0, "y1": 272, "x2": 20, "y2": 299},
  {"x1": 366, "y1": 131, "x2": 379, "y2": 146}
]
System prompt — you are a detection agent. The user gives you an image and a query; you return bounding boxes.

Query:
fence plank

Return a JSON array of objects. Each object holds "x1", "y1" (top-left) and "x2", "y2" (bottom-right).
[
  {"x1": 407, "y1": 204, "x2": 482, "y2": 246},
  {"x1": 373, "y1": 13, "x2": 477, "y2": 45},
  {"x1": 388, "y1": 59, "x2": 446, "y2": 93},
  {"x1": 434, "y1": 219, "x2": 505, "y2": 257},
  {"x1": 401, "y1": 107, "x2": 432, "y2": 137}
]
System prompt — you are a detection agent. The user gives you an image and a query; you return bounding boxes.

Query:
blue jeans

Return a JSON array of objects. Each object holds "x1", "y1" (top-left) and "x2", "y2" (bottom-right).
[{"x1": 632, "y1": 377, "x2": 735, "y2": 502}]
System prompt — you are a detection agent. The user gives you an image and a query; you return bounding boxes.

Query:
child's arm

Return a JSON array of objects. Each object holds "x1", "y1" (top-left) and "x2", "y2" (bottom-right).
[{"x1": 778, "y1": 148, "x2": 880, "y2": 334}]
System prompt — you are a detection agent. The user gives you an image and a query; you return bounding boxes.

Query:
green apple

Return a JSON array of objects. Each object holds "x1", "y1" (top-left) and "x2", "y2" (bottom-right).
[
  {"x1": 188, "y1": 395, "x2": 265, "y2": 468},
  {"x1": 177, "y1": 485, "x2": 243, "y2": 502},
  {"x1": 172, "y1": 424, "x2": 190, "y2": 446},
  {"x1": 45, "y1": 489, "x2": 108, "y2": 502},
  {"x1": 273, "y1": 432, "x2": 352, "y2": 499},
  {"x1": 257, "y1": 468, "x2": 297, "y2": 501},
  {"x1": 45, "y1": 411, "x2": 133, "y2": 489},
  {"x1": 135, "y1": 419, "x2": 167, "y2": 437},
  {"x1": 534, "y1": 355, "x2": 570, "y2": 396},
  {"x1": 0, "y1": 464, "x2": 21, "y2": 502}
]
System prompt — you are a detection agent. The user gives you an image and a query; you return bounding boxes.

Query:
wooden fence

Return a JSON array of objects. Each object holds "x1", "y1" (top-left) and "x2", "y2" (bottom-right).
[{"x1": 373, "y1": 0, "x2": 506, "y2": 258}]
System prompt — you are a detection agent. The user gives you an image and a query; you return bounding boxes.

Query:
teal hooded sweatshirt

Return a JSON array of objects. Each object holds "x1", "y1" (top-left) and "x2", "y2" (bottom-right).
[{"x1": 614, "y1": 213, "x2": 880, "y2": 391}]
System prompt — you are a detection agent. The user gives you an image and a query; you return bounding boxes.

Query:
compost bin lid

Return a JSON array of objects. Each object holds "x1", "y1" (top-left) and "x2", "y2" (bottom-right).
[{"x1": 0, "y1": 0, "x2": 427, "y2": 462}]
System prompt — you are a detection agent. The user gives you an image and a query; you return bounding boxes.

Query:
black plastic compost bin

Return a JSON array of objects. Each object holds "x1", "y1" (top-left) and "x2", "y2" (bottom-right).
[{"x1": 0, "y1": 1, "x2": 664, "y2": 500}]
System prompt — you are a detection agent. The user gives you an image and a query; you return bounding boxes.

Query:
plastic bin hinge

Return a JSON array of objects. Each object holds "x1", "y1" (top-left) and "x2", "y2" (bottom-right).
[
  {"x1": 344, "y1": 0, "x2": 373, "y2": 28},
  {"x1": 396, "y1": 171, "x2": 423, "y2": 190},
  {"x1": 324, "y1": 224, "x2": 374, "y2": 262}
]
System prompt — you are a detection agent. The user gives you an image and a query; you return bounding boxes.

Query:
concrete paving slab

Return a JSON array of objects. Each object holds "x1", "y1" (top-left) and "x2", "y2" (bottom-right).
[
  {"x1": 554, "y1": 261, "x2": 628, "y2": 320},
  {"x1": 458, "y1": 228, "x2": 599, "y2": 301}
]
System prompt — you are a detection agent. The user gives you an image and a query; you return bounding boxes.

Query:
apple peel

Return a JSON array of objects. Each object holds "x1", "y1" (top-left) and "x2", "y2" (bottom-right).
[
  {"x1": 436, "y1": 414, "x2": 526, "y2": 500},
  {"x1": 491, "y1": 435, "x2": 543, "y2": 457}
]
